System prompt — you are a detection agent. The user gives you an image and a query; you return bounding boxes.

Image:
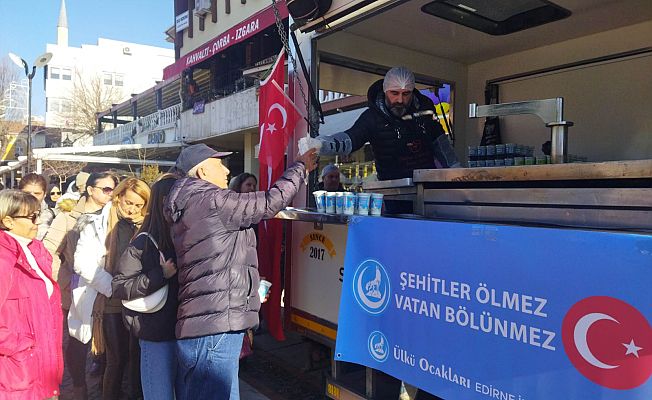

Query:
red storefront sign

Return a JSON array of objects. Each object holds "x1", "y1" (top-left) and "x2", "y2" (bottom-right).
[{"x1": 163, "y1": 4, "x2": 288, "y2": 79}]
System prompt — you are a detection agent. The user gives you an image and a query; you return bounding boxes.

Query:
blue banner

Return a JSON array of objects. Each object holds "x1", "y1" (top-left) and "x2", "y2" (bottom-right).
[{"x1": 335, "y1": 217, "x2": 652, "y2": 399}]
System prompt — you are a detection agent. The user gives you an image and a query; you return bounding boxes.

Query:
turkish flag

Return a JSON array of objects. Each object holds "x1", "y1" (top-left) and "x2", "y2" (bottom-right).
[
  {"x1": 258, "y1": 50, "x2": 300, "y2": 174},
  {"x1": 257, "y1": 49, "x2": 300, "y2": 341}
]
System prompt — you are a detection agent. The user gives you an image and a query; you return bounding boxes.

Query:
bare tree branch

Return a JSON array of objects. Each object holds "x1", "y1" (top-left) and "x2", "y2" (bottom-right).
[
  {"x1": 64, "y1": 70, "x2": 123, "y2": 143},
  {"x1": 42, "y1": 160, "x2": 87, "y2": 189}
]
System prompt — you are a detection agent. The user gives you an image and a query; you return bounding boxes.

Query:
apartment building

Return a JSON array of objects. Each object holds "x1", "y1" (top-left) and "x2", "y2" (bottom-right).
[
  {"x1": 46, "y1": 0, "x2": 174, "y2": 146},
  {"x1": 96, "y1": 0, "x2": 289, "y2": 176}
]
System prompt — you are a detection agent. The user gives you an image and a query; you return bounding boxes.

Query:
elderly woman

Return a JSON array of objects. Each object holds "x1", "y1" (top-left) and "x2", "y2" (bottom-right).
[
  {"x1": 0, "y1": 190, "x2": 63, "y2": 399},
  {"x1": 72, "y1": 177, "x2": 150, "y2": 400}
]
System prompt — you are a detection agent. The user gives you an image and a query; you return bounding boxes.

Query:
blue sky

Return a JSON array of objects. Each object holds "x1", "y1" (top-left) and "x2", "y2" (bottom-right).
[{"x1": 0, "y1": 0, "x2": 174, "y2": 116}]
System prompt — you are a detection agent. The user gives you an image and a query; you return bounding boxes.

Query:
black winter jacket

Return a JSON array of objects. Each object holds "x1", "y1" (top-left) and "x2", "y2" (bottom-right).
[
  {"x1": 345, "y1": 79, "x2": 455, "y2": 180},
  {"x1": 164, "y1": 162, "x2": 306, "y2": 339},
  {"x1": 112, "y1": 234, "x2": 179, "y2": 342}
]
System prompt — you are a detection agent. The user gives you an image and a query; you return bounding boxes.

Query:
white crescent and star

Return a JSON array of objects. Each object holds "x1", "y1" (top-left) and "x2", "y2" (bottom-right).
[
  {"x1": 622, "y1": 339, "x2": 643, "y2": 358},
  {"x1": 261, "y1": 103, "x2": 287, "y2": 135},
  {"x1": 574, "y1": 313, "x2": 620, "y2": 369},
  {"x1": 573, "y1": 312, "x2": 645, "y2": 369},
  {"x1": 268, "y1": 103, "x2": 287, "y2": 128}
]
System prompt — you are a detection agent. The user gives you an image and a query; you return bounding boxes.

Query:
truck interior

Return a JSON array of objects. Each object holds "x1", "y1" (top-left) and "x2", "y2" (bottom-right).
[{"x1": 306, "y1": 0, "x2": 651, "y2": 182}]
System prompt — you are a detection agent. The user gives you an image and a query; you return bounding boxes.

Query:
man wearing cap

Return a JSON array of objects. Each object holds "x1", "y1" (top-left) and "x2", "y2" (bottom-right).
[
  {"x1": 316, "y1": 66, "x2": 459, "y2": 181},
  {"x1": 164, "y1": 143, "x2": 317, "y2": 400},
  {"x1": 317, "y1": 164, "x2": 345, "y2": 192}
]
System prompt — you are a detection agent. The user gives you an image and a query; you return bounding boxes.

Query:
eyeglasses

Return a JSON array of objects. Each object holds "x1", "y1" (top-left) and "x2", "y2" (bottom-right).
[
  {"x1": 13, "y1": 211, "x2": 41, "y2": 224},
  {"x1": 50, "y1": 191, "x2": 61, "y2": 195},
  {"x1": 94, "y1": 186, "x2": 114, "y2": 195}
]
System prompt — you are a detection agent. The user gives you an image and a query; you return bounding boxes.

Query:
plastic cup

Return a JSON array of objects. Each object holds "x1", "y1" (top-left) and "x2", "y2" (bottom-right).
[
  {"x1": 370, "y1": 193, "x2": 384, "y2": 216},
  {"x1": 313, "y1": 190, "x2": 326, "y2": 213},
  {"x1": 343, "y1": 192, "x2": 356, "y2": 215},
  {"x1": 356, "y1": 193, "x2": 371, "y2": 215},
  {"x1": 325, "y1": 192, "x2": 337, "y2": 213},
  {"x1": 335, "y1": 192, "x2": 344, "y2": 214},
  {"x1": 258, "y1": 279, "x2": 272, "y2": 302},
  {"x1": 298, "y1": 137, "x2": 322, "y2": 155}
]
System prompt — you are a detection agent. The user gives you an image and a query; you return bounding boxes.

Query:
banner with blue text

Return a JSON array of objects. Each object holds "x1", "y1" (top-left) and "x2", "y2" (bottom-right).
[{"x1": 335, "y1": 217, "x2": 651, "y2": 400}]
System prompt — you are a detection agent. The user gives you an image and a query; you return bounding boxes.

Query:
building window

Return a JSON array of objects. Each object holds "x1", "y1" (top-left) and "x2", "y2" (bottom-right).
[
  {"x1": 50, "y1": 67, "x2": 60, "y2": 79},
  {"x1": 114, "y1": 74, "x2": 124, "y2": 86},
  {"x1": 61, "y1": 100, "x2": 72, "y2": 113},
  {"x1": 103, "y1": 72, "x2": 113, "y2": 85},
  {"x1": 48, "y1": 98, "x2": 61, "y2": 112},
  {"x1": 62, "y1": 68, "x2": 72, "y2": 81},
  {"x1": 47, "y1": 98, "x2": 72, "y2": 113}
]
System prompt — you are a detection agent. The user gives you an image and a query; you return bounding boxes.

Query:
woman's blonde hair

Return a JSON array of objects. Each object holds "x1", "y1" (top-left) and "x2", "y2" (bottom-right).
[
  {"x1": 0, "y1": 189, "x2": 40, "y2": 230},
  {"x1": 112, "y1": 177, "x2": 151, "y2": 217}
]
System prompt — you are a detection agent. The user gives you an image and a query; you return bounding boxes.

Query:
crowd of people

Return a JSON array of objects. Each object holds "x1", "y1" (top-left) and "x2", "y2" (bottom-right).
[{"x1": 0, "y1": 143, "x2": 317, "y2": 400}]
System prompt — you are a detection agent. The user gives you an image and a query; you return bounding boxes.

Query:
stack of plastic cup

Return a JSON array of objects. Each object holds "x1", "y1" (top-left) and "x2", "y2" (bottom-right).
[
  {"x1": 335, "y1": 192, "x2": 345, "y2": 214},
  {"x1": 325, "y1": 192, "x2": 337, "y2": 213},
  {"x1": 370, "y1": 193, "x2": 384, "y2": 216},
  {"x1": 313, "y1": 190, "x2": 326, "y2": 213},
  {"x1": 343, "y1": 192, "x2": 356, "y2": 215},
  {"x1": 356, "y1": 193, "x2": 371, "y2": 215}
]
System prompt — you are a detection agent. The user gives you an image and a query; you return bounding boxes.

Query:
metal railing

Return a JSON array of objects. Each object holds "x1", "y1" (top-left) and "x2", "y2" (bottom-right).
[{"x1": 94, "y1": 104, "x2": 181, "y2": 145}]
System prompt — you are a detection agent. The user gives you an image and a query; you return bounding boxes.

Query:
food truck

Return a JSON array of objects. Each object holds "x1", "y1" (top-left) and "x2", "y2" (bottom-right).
[{"x1": 276, "y1": 1, "x2": 651, "y2": 399}]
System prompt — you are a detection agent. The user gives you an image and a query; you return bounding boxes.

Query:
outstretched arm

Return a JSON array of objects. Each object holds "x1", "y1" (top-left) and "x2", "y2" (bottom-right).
[{"x1": 316, "y1": 111, "x2": 373, "y2": 156}]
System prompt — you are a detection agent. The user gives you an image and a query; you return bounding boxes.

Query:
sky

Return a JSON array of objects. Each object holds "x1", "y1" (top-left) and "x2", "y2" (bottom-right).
[{"x1": 0, "y1": 0, "x2": 174, "y2": 116}]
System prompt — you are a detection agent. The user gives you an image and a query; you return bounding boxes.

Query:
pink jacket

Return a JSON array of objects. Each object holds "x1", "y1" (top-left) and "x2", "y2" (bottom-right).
[{"x1": 0, "y1": 230, "x2": 63, "y2": 400}]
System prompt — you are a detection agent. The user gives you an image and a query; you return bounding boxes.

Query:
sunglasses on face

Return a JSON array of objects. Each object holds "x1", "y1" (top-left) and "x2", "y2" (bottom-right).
[
  {"x1": 50, "y1": 191, "x2": 61, "y2": 195},
  {"x1": 94, "y1": 186, "x2": 114, "y2": 195},
  {"x1": 13, "y1": 211, "x2": 41, "y2": 224}
]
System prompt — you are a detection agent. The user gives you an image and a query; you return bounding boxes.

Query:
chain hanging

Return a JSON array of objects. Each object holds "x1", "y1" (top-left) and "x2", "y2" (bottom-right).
[{"x1": 270, "y1": 0, "x2": 320, "y2": 134}]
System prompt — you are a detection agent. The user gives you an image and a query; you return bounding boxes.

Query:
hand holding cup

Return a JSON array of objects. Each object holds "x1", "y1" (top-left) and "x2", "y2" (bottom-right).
[{"x1": 297, "y1": 148, "x2": 318, "y2": 173}]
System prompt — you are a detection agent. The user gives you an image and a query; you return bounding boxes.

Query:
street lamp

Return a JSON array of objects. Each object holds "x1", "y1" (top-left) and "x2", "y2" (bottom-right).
[{"x1": 8, "y1": 52, "x2": 53, "y2": 173}]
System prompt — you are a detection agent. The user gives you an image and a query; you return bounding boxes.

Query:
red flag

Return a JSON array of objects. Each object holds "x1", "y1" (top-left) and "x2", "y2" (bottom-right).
[
  {"x1": 257, "y1": 50, "x2": 300, "y2": 341},
  {"x1": 258, "y1": 50, "x2": 301, "y2": 177}
]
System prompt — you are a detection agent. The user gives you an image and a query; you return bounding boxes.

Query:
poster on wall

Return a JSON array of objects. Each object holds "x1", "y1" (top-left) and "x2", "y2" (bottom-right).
[{"x1": 335, "y1": 217, "x2": 651, "y2": 400}]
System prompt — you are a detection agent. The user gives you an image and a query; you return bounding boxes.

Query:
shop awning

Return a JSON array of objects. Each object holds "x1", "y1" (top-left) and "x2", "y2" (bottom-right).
[
  {"x1": 163, "y1": 4, "x2": 289, "y2": 80},
  {"x1": 32, "y1": 143, "x2": 182, "y2": 167}
]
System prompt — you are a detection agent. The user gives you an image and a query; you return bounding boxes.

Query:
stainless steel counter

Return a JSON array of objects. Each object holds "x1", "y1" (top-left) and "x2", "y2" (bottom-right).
[
  {"x1": 275, "y1": 207, "x2": 352, "y2": 224},
  {"x1": 413, "y1": 159, "x2": 652, "y2": 182},
  {"x1": 412, "y1": 160, "x2": 652, "y2": 231}
]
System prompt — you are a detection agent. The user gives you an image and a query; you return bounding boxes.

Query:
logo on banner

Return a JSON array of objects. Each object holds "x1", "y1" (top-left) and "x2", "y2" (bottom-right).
[
  {"x1": 368, "y1": 331, "x2": 389, "y2": 362},
  {"x1": 299, "y1": 232, "x2": 337, "y2": 259},
  {"x1": 353, "y1": 259, "x2": 391, "y2": 315},
  {"x1": 561, "y1": 296, "x2": 652, "y2": 390}
]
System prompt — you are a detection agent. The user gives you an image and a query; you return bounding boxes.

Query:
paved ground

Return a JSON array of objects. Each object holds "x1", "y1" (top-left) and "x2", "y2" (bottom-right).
[{"x1": 59, "y1": 330, "x2": 329, "y2": 400}]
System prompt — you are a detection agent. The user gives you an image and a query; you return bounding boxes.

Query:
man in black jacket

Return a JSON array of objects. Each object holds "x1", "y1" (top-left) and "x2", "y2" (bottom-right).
[{"x1": 316, "y1": 66, "x2": 460, "y2": 181}]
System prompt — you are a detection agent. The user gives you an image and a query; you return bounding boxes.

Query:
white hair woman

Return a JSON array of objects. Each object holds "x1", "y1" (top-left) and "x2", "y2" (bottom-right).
[{"x1": 0, "y1": 189, "x2": 63, "y2": 399}]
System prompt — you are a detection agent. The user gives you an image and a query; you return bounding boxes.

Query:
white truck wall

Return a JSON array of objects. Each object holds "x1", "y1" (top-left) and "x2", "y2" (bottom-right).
[{"x1": 467, "y1": 21, "x2": 652, "y2": 162}]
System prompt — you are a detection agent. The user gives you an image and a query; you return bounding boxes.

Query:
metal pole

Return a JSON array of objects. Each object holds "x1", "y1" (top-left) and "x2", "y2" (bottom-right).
[{"x1": 27, "y1": 68, "x2": 34, "y2": 173}]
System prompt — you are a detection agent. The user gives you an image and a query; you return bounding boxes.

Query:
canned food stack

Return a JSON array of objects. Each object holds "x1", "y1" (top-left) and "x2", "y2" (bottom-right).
[
  {"x1": 467, "y1": 144, "x2": 538, "y2": 167},
  {"x1": 313, "y1": 191, "x2": 384, "y2": 216}
]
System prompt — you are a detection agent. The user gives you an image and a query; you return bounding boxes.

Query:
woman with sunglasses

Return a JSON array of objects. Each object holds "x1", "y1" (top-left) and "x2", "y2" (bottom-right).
[
  {"x1": 0, "y1": 190, "x2": 63, "y2": 399},
  {"x1": 47, "y1": 184, "x2": 62, "y2": 208},
  {"x1": 44, "y1": 172, "x2": 118, "y2": 399},
  {"x1": 112, "y1": 174, "x2": 179, "y2": 400},
  {"x1": 73, "y1": 177, "x2": 150, "y2": 400},
  {"x1": 19, "y1": 173, "x2": 55, "y2": 240}
]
